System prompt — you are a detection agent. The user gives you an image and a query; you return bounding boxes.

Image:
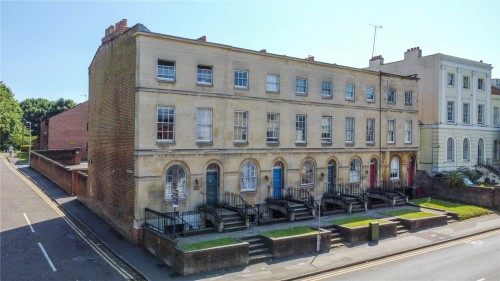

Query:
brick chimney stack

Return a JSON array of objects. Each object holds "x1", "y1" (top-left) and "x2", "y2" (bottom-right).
[
  {"x1": 102, "y1": 19, "x2": 129, "y2": 44},
  {"x1": 404, "y1": 46, "x2": 422, "y2": 61},
  {"x1": 197, "y1": 36, "x2": 207, "y2": 42},
  {"x1": 307, "y1": 55, "x2": 315, "y2": 62}
]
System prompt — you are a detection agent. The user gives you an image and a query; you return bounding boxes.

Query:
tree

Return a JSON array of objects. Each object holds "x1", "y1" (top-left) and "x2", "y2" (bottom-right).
[
  {"x1": 20, "y1": 98, "x2": 76, "y2": 137},
  {"x1": 0, "y1": 82, "x2": 24, "y2": 150}
]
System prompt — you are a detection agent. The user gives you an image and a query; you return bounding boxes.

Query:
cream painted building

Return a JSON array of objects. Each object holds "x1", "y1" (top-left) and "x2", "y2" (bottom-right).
[
  {"x1": 367, "y1": 48, "x2": 499, "y2": 174},
  {"x1": 87, "y1": 21, "x2": 419, "y2": 242}
]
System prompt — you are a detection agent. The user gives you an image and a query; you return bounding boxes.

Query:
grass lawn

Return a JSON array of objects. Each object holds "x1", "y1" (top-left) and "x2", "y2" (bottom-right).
[
  {"x1": 179, "y1": 237, "x2": 240, "y2": 251},
  {"x1": 260, "y1": 226, "x2": 317, "y2": 238},
  {"x1": 410, "y1": 198, "x2": 492, "y2": 220},
  {"x1": 330, "y1": 216, "x2": 390, "y2": 228},
  {"x1": 382, "y1": 209, "x2": 438, "y2": 219},
  {"x1": 15, "y1": 151, "x2": 28, "y2": 162}
]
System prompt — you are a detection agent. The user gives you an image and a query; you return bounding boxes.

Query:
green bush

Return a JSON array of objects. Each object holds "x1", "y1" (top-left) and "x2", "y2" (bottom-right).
[
  {"x1": 444, "y1": 170, "x2": 465, "y2": 188},
  {"x1": 456, "y1": 167, "x2": 482, "y2": 183},
  {"x1": 20, "y1": 145, "x2": 31, "y2": 152}
]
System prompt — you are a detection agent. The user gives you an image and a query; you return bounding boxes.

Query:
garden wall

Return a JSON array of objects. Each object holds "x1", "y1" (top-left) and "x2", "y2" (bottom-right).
[
  {"x1": 336, "y1": 222, "x2": 397, "y2": 243},
  {"x1": 262, "y1": 229, "x2": 331, "y2": 259},
  {"x1": 417, "y1": 171, "x2": 500, "y2": 210}
]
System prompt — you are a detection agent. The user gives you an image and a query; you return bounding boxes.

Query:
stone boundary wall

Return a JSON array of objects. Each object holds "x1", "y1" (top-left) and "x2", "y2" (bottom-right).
[
  {"x1": 417, "y1": 170, "x2": 500, "y2": 210},
  {"x1": 262, "y1": 229, "x2": 331, "y2": 259},
  {"x1": 397, "y1": 215, "x2": 447, "y2": 231},
  {"x1": 336, "y1": 222, "x2": 397, "y2": 243}
]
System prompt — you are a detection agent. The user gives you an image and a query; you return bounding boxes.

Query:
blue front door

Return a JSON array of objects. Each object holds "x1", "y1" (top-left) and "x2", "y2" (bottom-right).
[
  {"x1": 206, "y1": 171, "x2": 218, "y2": 207},
  {"x1": 273, "y1": 166, "x2": 282, "y2": 199},
  {"x1": 327, "y1": 164, "x2": 334, "y2": 193}
]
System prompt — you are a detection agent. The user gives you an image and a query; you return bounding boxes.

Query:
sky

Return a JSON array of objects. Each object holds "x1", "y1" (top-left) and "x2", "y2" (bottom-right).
[{"x1": 1, "y1": 0, "x2": 499, "y2": 104}]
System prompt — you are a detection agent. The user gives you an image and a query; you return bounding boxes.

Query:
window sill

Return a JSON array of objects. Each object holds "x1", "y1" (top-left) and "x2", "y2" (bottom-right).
[
  {"x1": 157, "y1": 140, "x2": 175, "y2": 145},
  {"x1": 267, "y1": 91, "x2": 280, "y2": 94},
  {"x1": 321, "y1": 95, "x2": 332, "y2": 99},
  {"x1": 301, "y1": 185, "x2": 314, "y2": 188},
  {"x1": 295, "y1": 93, "x2": 308, "y2": 96},
  {"x1": 366, "y1": 99, "x2": 375, "y2": 103},
  {"x1": 196, "y1": 82, "x2": 213, "y2": 87},
  {"x1": 345, "y1": 141, "x2": 355, "y2": 146},
  {"x1": 165, "y1": 196, "x2": 187, "y2": 201},
  {"x1": 405, "y1": 103, "x2": 413, "y2": 106},
  {"x1": 240, "y1": 190, "x2": 257, "y2": 194},
  {"x1": 234, "y1": 86, "x2": 249, "y2": 91},
  {"x1": 321, "y1": 141, "x2": 332, "y2": 146},
  {"x1": 366, "y1": 142, "x2": 375, "y2": 146},
  {"x1": 295, "y1": 142, "x2": 307, "y2": 146},
  {"x1": 196, "y1": 141, "x2": 213, "y2": 145},
  {"x1": 446, "y1": 122, "x2": 456, "y2": 125},
  {"x1": 387, "y1": 142, "x2": 395, "y2": 145},
  {"x1": 345, "y1": 97, "x2": 355, "y2": 101},
  {"x1": 405, "y1": 142, "x2": 412, "y2": 145},
  {"x1": 233, "y1": 141, "x2": 248, "y2": 146},
  {"x1": 157, "y1": 78, "x2": 176, "y2": 83},
  {"x1": 266, "y1": 141, "x2": 280, "y2": 146}
]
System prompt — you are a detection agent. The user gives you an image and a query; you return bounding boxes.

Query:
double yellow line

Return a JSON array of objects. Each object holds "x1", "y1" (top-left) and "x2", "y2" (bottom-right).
[
  {"x1": 299, "y1": 229, "x2": 500, "y2": 281},
  {"x1": 3, "y1": 158, "x2": 136, "y2": 280}
]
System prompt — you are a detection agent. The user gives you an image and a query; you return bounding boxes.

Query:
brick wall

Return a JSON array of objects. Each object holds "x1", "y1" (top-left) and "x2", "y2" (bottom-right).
[
  {"x1": 40, "y1": 102, "x2": 89, "y2": 160},
  {"x1": 87, "y1": 25, "x2": 138, "y2": 243}
]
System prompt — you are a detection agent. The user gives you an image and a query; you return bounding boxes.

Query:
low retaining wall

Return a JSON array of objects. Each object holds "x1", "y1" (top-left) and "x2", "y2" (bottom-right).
[
  {"x1": 417, "y1": 171, "x2": 500, "y2": 210},
  {"x1": 35, "y1": 148, "x2": 81, "y2": 165},
  {"x1": 174, "y1": 242, "x2": 249, "y2": 276},
  {"x1": 143, "y1": 228, "x2": 177, "y2": 267},
  {"x1": 263, "y1": 229, "x2": 331, "y2": 259},
  {"x1": 336, "y1": 222, "x2": 397, "y2": 243},
  {"x1": 397, "y1": 215, "x2": 447, "y2": 231},
  {"x1": 30, "y1": 151, "x2": 74, "y2": 194}
]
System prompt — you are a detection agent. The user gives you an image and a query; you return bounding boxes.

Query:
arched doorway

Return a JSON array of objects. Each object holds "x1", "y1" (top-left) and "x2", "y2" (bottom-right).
[
  {"x1": 327, "y1": 160, "x2": 337, "y2": 193},
  {"x1": 478, "y1": 139, "x2": 484, "y2": 165},
  {"x1": 369, "y1": 158, "x2": 377, "y2": 190},
  {"x1": 206, "y1": 163, "x2": 220, "y2": 207},
  {"x1": 272, "y1": 161, "x2": 284, "y2": 199}
]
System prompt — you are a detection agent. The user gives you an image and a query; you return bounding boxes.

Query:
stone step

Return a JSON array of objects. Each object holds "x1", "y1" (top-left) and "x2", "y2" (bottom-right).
[
  {"x1": 224, "y1": 225, "x2": 247, "y2": 232},
  {"x1": 249, "y1": 243, "x2": 267, "y2": 250},
  {"x1": 248, "y1": 253, "x2": 274, "y2": 264},
  {"x1": 331, "y1": 237, "x2": 345, "y2": 244},
  {"x1": 249, "y1": 247, "x2": 270, "y2": 256}
]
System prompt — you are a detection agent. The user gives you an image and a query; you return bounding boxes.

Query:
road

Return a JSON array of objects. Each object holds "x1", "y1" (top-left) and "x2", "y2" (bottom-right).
[
  {"x1": 299, "y1": 230, "x2": 500, "y2": 281},
  {"x1": 0, "y1": 156, "x2": 142, "y2": 280}
]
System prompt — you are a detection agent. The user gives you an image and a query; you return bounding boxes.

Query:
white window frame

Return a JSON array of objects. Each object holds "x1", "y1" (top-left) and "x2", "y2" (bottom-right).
[
  {"x1": 366, "y1": 87, "x2": 375, "y2": 102},
  {"x1": 390, "y1": 158, "x2": 400, "y2": 180},
  {"x1": 463, "y1": 76, "x2": 470, "y2": 89},
  {"x1": 387, "y1": 89, "x2": 396, "y2": 104},
  {"x1": 463, "y1": 103, "x2": 470, "y2": 124},
  {"x1": 157, "y1": 60, "x2": 175, "y2": 81},
  {"x1": 405, "y1": 120, "x2": 412, "y2": 144},
  {"x1": 366, "y1": 118, "x2": 375, "y2": 143},
  {"x1": 322, "y1": 81, "x2": 332, "y2": 97},
  {"x1": 446, "y1": 137, "x2": 455, "y2": 162},
  {"x1": 196, "y1": 108, "x2": 213, "y2": 142},
  {"x1": 349, "y1": 159, "x2": 361, "y2": 183},
  {"x1": 296, "y1": 114, "x2": 307, "y2": 143},
  {"x1": 463, "y1": 138, "x2": 470, "y2": 161},
  {"x1": 234, "y1": 111, "x2": 248, "y2": 143},
  {"x1": 266, "y1": 74, "x2": 280, "y2": 93},
  {"x1": 345, "y1": 117, "x2": 355, "y2": 143},
  {"x1": 387, "y1": 119, "x2": 395, "y2": 144},
  {"x1": 345, "y1": 84, "x2": 355, "y2": 100},
  {"x1": 477, "y1": 104, "x2": 485, "y2": 125},
  {"x1": 267, "y1": 113, "x2": 280, "y2": 143},
  {"x1": 296, "y1": 78, "x2": 308, "y2": 95},
  {"x1": 234, "y1": 70, "x2": 249, "y2": 89},
  {"x1": 165, "y1": 165, "x2": 186, "y2": 200},
  {"x1": 301, "y1": 160, "x2": 315, "y2": 187},
  {"x1": 197, "y1": 65, "x2": 213, "y2": 85},
  {"x1": 478, "y1": 78, "x2": 484, "y2": 91},
  {"x1": 447, "y1": 73, "x2": 455, "y2": 87},
  {"x1": 241, "y1": 162, "x2": 257, "y2": 192},
  {"x1": 447, "y1": 101, "x2": 455, "y2": 123},
  {"x1": 321, "y1": 116, "x2": 332, "y2": 143},
  {"x1": 405, "y1": 91, "x2": 413, "y2": 105},
  {"x1": 157, "y1": 106, "x2": 175, "y2": 142}
]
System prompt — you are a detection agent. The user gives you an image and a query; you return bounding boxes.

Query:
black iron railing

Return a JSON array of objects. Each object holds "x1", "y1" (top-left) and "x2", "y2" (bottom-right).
[{"x1": 144, "y1": 208, "x2": 207, "y2": 238}]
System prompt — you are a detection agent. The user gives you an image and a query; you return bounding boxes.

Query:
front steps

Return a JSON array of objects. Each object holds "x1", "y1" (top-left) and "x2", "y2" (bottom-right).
[
  {"x1": 221, "y1": 212, "x2": 247, "y2": 232},
  {"x1": 322, "y1": 225, "x2": 349, "y2": 249},
  {"x1": 239, "y1": 235, "x2": 273, "y2": 264}
]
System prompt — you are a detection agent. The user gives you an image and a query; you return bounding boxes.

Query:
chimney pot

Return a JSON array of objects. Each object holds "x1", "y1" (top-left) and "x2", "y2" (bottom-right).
[
  {"x1": 307, "y1": 55, "x2": 315, "y2": 61},
  {"x1": 260, "y1": 49, "x2": 267, "y2": 53},
  {"x1": 197, "y1": 36, "x2": 206, "y2": 42}
]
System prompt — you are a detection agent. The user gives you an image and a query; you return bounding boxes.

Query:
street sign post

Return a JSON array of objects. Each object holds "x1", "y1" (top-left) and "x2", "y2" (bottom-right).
[{"x1": 172, "y1": 188, "x2": 179, "y2": 238}]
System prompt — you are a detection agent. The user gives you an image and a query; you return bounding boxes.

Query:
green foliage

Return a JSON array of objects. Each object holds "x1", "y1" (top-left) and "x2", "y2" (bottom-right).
[
  {"x1": 410, "y1": 198, "x2": 492, "y2": 220},
  {"x1": 382, "y1": 209, "x2": 438, "y2": 219},
  {"x1": 444, "y1": 170, "x2": 465, "y2": 188},
  {"x1": 330, "y1": 216, "x2": 390, "y2": 228},
  {"x1": 0, "y1": 81, "x2": 24, "y2": 150},
  {"x1": 456, "y1": 167, "x2": 482, "y2": 183},
  {"x1": 20, "y1": 145, "x2": 31, "y2": 152},
  {"x1": 16, "y1": 152, "x2": 28, "y2": 162},
  {"x1": 20, "y1": 97, "x2": 76, "y2": 137},
  {"x1": 260, "y1": 226, "x2": 316, "y2": 238},
  {"x1": 179, "y1": 237, "x2": 239, "y2": 251}
]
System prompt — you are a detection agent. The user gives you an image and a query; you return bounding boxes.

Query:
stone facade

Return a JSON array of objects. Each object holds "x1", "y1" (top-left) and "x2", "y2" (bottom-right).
[
  {"x1": 88, "y1": 21, "x2": 419, "y2": 244},
  {"x1": 367, "y1": 48, "x2": 500, "y2": 174}
]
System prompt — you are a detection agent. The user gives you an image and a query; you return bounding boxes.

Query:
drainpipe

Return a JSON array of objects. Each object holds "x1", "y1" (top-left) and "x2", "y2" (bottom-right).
[{"x1": 379, "y1": 71, "x2": 383, "y2": 184}]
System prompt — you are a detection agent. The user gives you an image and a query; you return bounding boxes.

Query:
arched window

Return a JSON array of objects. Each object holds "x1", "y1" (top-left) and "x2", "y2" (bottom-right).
[
  {"x1": 494, "y1": 140, "x2": 499, "y2": 160},
  {"x1": 463, "y1": 139, "x2": 470, "y2": 161},
  {"x1": 165, "y1": 165, "x2": 186, "y2": 199},
  {"x1": 390, "y1": 158, "x2": 400, "y2": 179},
  {"x1": 350, "y1": 159, "x2": 361, "y2": 183},
  {"x1": 301, "y1": 160, "x2": 315, "y2": 187},
  {"x1": 447, "y1": 138, "x2": 454, "y2": 161},
  {"x1": 241, "y1": 162, "x2": 257, "y2": 192}
]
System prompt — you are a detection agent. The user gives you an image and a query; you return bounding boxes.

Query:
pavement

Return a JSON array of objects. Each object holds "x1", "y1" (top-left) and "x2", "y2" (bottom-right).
[{"x1": 5, "y1": 153, "x2": 500, "y2": 281}]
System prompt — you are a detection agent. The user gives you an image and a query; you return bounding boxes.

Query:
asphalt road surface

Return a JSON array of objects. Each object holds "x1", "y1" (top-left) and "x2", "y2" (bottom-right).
[
  {"x1": 299, "y1": 230, "x2": 500, "y2": 281},
  {"x1": 0, "y1": 157, "x2": 142, "y2": 280}
]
